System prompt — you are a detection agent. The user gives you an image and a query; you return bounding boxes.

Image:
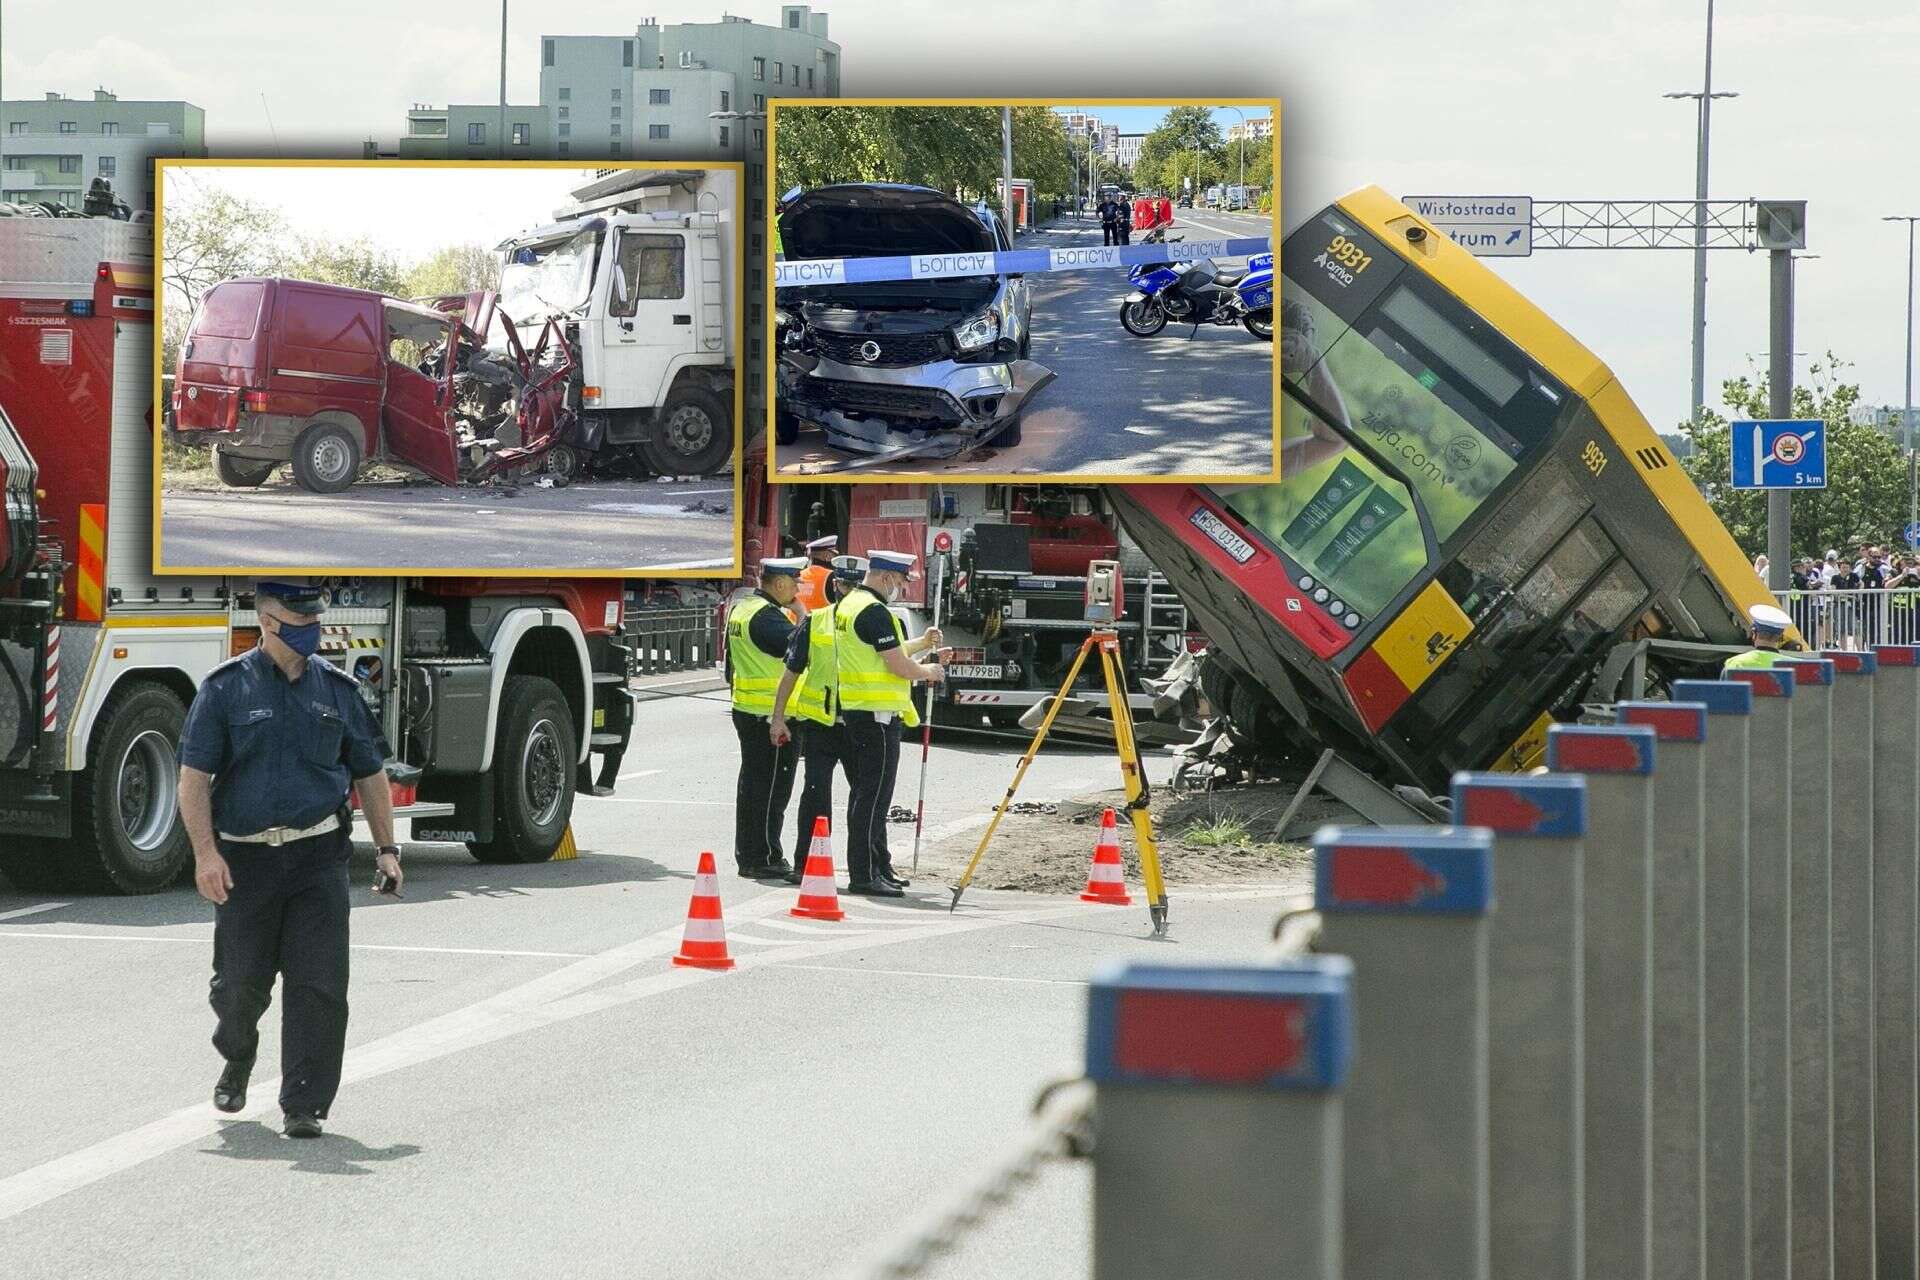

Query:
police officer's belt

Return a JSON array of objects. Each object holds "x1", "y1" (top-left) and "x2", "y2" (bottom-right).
[{"x1": 219, "y1": 814, "x2": 341, "y2": 846}]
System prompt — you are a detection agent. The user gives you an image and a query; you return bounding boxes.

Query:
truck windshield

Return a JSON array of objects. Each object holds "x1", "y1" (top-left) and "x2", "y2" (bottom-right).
[{"x1": 498, "y1": 227, "x2": 601, "y2": 327}]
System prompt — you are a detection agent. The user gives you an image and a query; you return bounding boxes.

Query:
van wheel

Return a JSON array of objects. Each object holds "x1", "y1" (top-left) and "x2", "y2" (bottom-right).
[
  {"x1": 545, "y1": 444, "x2": 579, "y2": 487},
  {"x1": 291, "y1": 422, "x2": 362, "y2": 494},
  {"x1": 66, "y1": 682, "x2": 191, "y2": 894},
  {"x1": 643, "y1": 386, "x2": 732, "y2": 476},
  {"x1": 468, "y1": 675, "x2": 576, "y2": 864},
  {"x1": 212, "y1": 448, "x2": 276, "y2": 487}
]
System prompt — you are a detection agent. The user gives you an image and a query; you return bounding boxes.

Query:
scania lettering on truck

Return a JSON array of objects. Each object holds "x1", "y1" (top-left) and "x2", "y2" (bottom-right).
[
  {"x1": 0, "y1": 213, "x2": 635, "y2": 893},
  {"x1": 496, "y1": 168, "x2": 737, "y2": 477}
]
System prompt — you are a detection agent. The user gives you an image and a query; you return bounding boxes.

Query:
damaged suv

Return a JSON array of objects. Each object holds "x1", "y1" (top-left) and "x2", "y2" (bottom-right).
[{"x1": 775, "y1": 184, "x2": 1054, "y2": 460}]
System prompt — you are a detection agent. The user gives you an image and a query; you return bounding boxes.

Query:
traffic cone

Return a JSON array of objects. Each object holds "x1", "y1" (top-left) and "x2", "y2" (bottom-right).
[
  {"x1": 1079, "y1": 809, "x2": 1133, "y2": 905},
  {"x1": 671, "y1": 851, "x2": 736, "y2": 970},
  {"x1": 791, "y1": 816, "x2": 846, "y2": 921}
]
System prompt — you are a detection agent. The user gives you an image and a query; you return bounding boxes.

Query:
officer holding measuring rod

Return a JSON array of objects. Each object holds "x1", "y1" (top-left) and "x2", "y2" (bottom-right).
[{"x1": 177, "y1": 581, "x2": 398, "y2": 1139}]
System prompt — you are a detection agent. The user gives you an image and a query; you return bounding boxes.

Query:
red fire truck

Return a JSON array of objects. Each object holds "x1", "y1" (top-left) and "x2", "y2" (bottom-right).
[{"x1": 0, "y1": 214, "x2": 634, "y2": 893}]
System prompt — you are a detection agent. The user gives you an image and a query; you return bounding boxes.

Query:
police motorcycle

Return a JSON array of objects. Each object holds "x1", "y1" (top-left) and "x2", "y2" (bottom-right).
[{"x1": 1118, "y1": 228, "x2": 1274, "y2": 341}]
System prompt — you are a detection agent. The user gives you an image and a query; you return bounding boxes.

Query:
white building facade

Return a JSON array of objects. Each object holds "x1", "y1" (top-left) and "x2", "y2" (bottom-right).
[{"x1": 0, "y1": 89, "x2": 204, "y2": 213}]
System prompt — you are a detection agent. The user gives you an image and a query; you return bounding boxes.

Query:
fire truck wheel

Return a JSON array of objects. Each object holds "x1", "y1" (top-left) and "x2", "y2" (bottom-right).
[
  {"x1": 644, "y1": 386, "x2": 732, "y2": 477},
  {"x1": 468, "y1": 675, "x2": 577, "y2": 864},
  {"x1": 69, "y1": 682, "x2": 191, "y2": 894},
  {"x1": 290, "y1": 421, "x2": 362, "y2": 494},
  {"x1": 211, "y1": 449, "x2": 276, "y2": 487}
]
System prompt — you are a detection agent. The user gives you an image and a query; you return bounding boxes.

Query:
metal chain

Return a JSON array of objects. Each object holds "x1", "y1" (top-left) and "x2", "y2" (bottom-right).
[{"x1": 855, "y1": 1079, "x2": 1095, "y2": 1279}]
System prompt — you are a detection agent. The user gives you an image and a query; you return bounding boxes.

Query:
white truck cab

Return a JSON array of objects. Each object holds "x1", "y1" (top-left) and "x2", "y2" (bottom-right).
[{"x1": 497, "y1": 174, "x2": 736, "y2": 477}]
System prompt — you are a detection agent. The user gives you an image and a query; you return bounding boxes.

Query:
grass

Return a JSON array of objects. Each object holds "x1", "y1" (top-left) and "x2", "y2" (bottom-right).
[
  {"x1": 161, "y1": 434, "x2": 213, "y2": 476},
  {"x1": 1180, "y1": 813, "x2": 1256, "y2": 849}
]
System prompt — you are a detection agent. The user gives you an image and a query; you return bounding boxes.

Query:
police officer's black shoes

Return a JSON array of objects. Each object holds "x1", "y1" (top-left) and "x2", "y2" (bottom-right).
[
  {"x1": 213, "y1": 1058, "x2": 253, "y2": 1113},
  {"x1": 283, "y1": 1112, "x2": 324, "y2": 1139},
  {"x1": 878, "y1": 864, "x2": 910, "y2": 888},
  {"x1": 847, "y1": 879, "x2": 904, "y2": 898},
  {"x1": 738, "y1": 860, "x2": 790, "y2": 881},
  {"x1": 782, "y1": 867, "x2": 804, "y2": 886}
]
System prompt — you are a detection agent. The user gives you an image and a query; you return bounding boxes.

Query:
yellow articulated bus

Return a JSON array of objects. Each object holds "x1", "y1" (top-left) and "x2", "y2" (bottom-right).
[{"x1": 1112, "y1": 185, "x2": 1784, "y2": 793}]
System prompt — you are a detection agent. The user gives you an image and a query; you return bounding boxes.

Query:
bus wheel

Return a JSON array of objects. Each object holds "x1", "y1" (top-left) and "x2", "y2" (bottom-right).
[
  {"x1": 643, "y1": 386, "x2": 732, "y2": 476},
  {"x1": 212, "y1": 448, "x2": 277, "y2": 487},
  {"x1": 1243, "y1": 310, "x2": 1274, "y2": 340},
  {"x1": 68, "y1": 682, "x2": 191, "y2": 894},
  {"x1": 291, "y1": 421, "x2": 362, "y2": 494},
  {"x1": 1120, "y1": 298, "x2": 1167, "y2": 337},
  {"x1": 468, "y1": 675, "x2": 577, "y2": 864}
]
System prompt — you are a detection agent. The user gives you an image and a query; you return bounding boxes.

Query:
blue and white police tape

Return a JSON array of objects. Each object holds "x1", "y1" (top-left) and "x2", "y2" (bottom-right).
[{"x1": 773, "y1": 236, "x2": 1273, "y2": 290}]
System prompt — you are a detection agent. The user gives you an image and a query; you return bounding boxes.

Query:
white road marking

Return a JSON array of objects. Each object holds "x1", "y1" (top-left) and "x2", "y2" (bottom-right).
[
  {"x1": 775, "y1": 963, "x2": 1086, "y2": 987},
  {"x1": 0, "y1": 903, "x2": 67, "y2": 922},
  {"x1": 749, "y1": 917, "x2": 885, "y2": 936},
  {"x1": 0, "y1": 931, "x2": 589, "y2": 961},
  {"x1": 0, "y1": 882, "x2": 1293, "y2": 1223},
  {"x1": 596, "y1": 797, "x2": 731, "y2": 807}
]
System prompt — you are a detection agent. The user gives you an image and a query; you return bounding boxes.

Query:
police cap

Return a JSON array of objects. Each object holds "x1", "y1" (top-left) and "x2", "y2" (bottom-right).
[
  {"x1": 866, "y1": 550, "x2": 918, "y2": 576},
  {"x1": 760, "y1": 557, "x2": 807, "y2": 580},
  {"x1": 254, "y1": 580, "x2": 328, "y2": 617},
  {"x1": 1749, "y1": 603, "x2": 1792, "y2": 635}
]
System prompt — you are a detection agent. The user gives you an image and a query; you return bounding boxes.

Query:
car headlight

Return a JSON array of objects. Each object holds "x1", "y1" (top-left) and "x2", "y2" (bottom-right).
[{"x1": 951, "y1": 309, "x2": 1000, "y2": 354}]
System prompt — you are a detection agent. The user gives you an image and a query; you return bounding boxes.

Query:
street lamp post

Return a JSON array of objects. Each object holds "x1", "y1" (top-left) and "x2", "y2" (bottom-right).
[
  {"x1": 1665, "y1": 0, "x2": 1738, "y2": 430},
  {"x1": 498, "y1": 0, "x2": 508, "y2": 161},
  {"x1": 1887, "y1": 215, "x2": 1920, "y2": 546}
]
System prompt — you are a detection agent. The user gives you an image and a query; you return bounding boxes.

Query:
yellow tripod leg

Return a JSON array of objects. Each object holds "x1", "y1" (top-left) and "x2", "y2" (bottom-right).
[
  {"x1": 1101, "y1": 637, "x2": 1169, "y2": 936},
  {"x1": 949, "y1": 635, "x2": 1096, "y2": 912}
]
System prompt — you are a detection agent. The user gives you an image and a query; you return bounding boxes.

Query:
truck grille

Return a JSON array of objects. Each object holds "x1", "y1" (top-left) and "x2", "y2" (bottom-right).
[
  {"x1": 810, "y1": 379, "x2": 965, "y2": 425},
  {"x1": 811, "y1": 329, "x2": 951, "y2": 367}
]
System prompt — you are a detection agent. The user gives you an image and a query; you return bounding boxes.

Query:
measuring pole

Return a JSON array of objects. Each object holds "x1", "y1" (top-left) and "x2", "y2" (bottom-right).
[
  {"x1": 909, "y1": 549, "x2": 944, "y2": 873},
  {"x1": 1768, "y1": 246, "x2": 1794, "y2": 590}
]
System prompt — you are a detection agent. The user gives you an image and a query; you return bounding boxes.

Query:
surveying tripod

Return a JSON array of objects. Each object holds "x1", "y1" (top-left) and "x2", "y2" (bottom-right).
[{"x1": 949, "y1": 629, "x2": 1170, "y2": 936}]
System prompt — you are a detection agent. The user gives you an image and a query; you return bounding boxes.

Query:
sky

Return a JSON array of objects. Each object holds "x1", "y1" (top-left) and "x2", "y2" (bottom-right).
[{"x1": 6, "y1": 0, "x2": 1919, "y2": 433}]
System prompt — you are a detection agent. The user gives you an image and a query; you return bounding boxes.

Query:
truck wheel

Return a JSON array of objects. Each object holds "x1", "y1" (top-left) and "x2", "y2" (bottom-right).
[
  {"x1": 291, "y1": 421, "x2": 362, "y2": 494},
  {"x1": 467, "y1": 675, "x2": 577, "y2": 864},
  {"x1": 643, "y1": 386, "x2": 732, "y2": 476},
  {"x1": 67, "y1": 682, "x2": 191, "y2": 894},
  {"x1": 212, "y1": 448, "x2": 276, "y2": 487}
]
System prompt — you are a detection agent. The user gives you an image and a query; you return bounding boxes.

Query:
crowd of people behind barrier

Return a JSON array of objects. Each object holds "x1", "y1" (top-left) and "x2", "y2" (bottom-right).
[{"x1": 1758, "y1": 542, "x2": 1920, "y2": 648}]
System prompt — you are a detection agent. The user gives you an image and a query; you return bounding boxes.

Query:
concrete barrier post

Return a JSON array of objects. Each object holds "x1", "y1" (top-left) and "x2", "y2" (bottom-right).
[
  {"x1": 1825, "y1": 650, "x2": 1878, "y2": 1279},
  {"x1": 1672, "y1": 678, "x2": 1758, "y2": 1280},
  {"x1": 1728, "y1": 663, "x2": 1800, "y2": 1277},
  {"x1": 1452, "y1": 774, "x2": 1588, "y2": 1280},
  {"x1": 1088, "y1": 957, "x2": 1353, "y2": 1280},
  {"x1": 1315, "y1": 826, "x2": 1494, "y2": 1280},
  {"x1": 1548, "y1": 722, "x2": 1658, "y2": 1280},
  {"x1": 1872, "y1": 645, "x2": 1920, "y2": 1279},
  {"x1": 1620, "y1": 700, "x2": 1712, "y2": 1280},
  {"x1": 1781, "y1": 656, "x2": 1837, "y2": 1280}
]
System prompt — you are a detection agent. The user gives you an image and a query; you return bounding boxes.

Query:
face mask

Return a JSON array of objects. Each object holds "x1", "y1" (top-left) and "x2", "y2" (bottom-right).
[{"x1": 273, "y1": 619, "x2": 322, "y2": 658}]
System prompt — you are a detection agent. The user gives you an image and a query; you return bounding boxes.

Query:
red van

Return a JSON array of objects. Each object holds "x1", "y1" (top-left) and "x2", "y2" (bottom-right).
[{"x1": 173, "y1": 277, "x2": 464, "y2": 493}]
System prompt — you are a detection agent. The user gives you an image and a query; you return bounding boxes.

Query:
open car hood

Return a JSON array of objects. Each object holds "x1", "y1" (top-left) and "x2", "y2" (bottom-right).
[{"x1": 781, "y1": 184, "x2": 995, "y2": 261}]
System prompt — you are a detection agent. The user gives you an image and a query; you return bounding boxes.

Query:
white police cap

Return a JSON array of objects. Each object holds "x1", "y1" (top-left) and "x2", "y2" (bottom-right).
[
  {"x1": 760, "y1": 557, "x2": 807, "y2": 579},
  {"x1": 866, "y1": 550, "x2": 918, "y2": 576},
  {"x1": 1749, "y1": 603, "x2": 1792, "y2": 634}
]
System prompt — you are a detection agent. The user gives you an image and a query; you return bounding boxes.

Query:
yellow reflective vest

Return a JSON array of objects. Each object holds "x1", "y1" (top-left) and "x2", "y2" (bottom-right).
[
  {"x1": 834, "y1": 587, "x2": 921, "y2": 728},
  {"x1": 791, "y1": 606, "x2": 839, "y2": 727},
  {"x1": 1723, "y1": 647, "x2": 1783, "y2": 672},
  {"x1": 728, "y1": 595, "x2": 790, "y2": 715}
]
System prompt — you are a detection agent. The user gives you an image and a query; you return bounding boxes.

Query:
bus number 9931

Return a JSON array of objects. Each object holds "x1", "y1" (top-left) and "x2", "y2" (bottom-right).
[{"x1": 1581, "y1": 440, "x2": 1608, "y2": 477}]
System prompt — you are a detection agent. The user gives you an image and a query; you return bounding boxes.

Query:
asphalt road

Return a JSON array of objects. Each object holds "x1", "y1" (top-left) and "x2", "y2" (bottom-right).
[
  {"x1": 774, "y1": 210, "x2": 1277, "y2": 478},
  {"x1": 159, "y1": 476, "x2": 735, "y2": 574},
  {"x1": 0, "y1": 689, "x2": 1295, "y2": 1279}
]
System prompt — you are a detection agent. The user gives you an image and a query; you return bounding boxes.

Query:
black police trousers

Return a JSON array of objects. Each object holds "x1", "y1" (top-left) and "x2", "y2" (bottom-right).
[
  {"x1": 208, "y1": 825, "x2": 351, "y2": 1117},
  {"x1": 733, "y1": 708, "x2": 797, "y2": 873},
  {"x1": 843, "y1": 711, "x2": 903, "y2": 885},
  {"x1": 793, "y1": 720, "x2": 852, "y2": 860}
]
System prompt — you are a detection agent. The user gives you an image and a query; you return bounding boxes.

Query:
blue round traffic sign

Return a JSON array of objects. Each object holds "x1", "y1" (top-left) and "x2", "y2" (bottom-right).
[{"x1": 1907, "y1": 521, "x2": 1920, "y2": 550}]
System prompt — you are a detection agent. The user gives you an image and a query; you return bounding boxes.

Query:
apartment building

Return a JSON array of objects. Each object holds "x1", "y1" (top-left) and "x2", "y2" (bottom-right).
[{"x1": 0, "y1": 88, "x2": 205, "y2": 212}]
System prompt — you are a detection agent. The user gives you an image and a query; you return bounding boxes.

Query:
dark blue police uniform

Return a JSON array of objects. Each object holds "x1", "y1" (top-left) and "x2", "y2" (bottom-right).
[{"x1": 180, "y1": 642, "x2": 387, "y2": 1120}]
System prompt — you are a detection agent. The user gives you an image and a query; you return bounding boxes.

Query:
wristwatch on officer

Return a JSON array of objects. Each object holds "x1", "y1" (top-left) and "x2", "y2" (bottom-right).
[{"x1": 376, "y1": 845, "x2": 401, "y2": 863}]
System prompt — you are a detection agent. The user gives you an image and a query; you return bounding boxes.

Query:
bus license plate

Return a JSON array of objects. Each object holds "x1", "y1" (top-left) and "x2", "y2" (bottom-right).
[
  {"x1": 946, "y1": 664, "x2": 1003, "y2": 680},
  {"x1": 1189, "y1": 507, "x2": 1257, "y2": 563}
]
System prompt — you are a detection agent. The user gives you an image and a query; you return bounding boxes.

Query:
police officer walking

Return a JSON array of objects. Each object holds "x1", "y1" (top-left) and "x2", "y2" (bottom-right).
[
  {"x1": 768, "y1": 558, "x2": 865, "y2": 883},
  {"x1": 1723, "y1": 602, "x2": 1797, "y2": 671},
  {"x1": 727, "y1": 559, "x2": 808, "y2": 880},
  {"x1": 178, "y1": 582, "x2": 396, "y2": 1139},
  {"x1": 834, "y1": 551, "x2": 946, "y2": 896}
]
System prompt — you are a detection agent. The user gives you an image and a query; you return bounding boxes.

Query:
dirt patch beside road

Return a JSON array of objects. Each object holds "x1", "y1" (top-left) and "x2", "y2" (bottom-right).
[{"x1": 915, "y1": 777, "x2": 1359, "y2": 897}]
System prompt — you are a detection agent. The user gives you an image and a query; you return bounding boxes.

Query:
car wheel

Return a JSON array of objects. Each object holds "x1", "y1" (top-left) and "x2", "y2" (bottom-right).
[
  {"x1": 467, "y1": 675, "x2": 577, "y2": 864},
  {"x1": 1120, "y1": 298, "x2": 1168, "y2": 337},
  {"x1": 643, "y1": 386, "x2": 732, "y2": 476},
  {"x1": 291, "y1": 421, "x2": 362, "y2": 494},
  {"x1": 212, "y1": 448, "x2": 276, "y2": 487},
  {"x1": 1244, "y1": 310, "x2": 1274, "y2": 340},
  {"x1": 991, "y1": 415, "x2": 1023, "y2": 448},
  {"x1": 66, "y1": 682, "x2": 192, "y2": 893}
]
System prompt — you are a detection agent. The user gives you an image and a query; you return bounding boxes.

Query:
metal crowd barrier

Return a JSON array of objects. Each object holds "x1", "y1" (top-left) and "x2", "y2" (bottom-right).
[
  {"x1": 624, "y1": 604, "x2": 721, "y2": 675},
  {"x1": 1081, "y1": 643, "x2": 1920, "y2": 1280},
  {"x1": 1773, "y1": 586, "x2": 1920, "y2": 648}
]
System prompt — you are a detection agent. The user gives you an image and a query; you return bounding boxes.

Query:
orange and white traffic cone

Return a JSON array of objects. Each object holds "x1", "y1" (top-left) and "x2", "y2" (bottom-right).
[
  {"x1": 671, "y1": 850, "x2": 736, "y2": 970},
  {"x1": 1079, "y1": 809, "x2": 1133, "y2": 906},
  {"x1": 791, "y1": 816, "x2": 846, "y2": 921}
]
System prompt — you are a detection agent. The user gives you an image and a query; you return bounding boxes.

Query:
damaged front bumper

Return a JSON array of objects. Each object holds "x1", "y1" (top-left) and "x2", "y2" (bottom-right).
[{"x1": 779, "y1": 351, "x2": 1055, "y2": 460}]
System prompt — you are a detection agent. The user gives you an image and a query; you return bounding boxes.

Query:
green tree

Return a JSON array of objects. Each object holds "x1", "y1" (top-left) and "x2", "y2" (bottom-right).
[
  {"x1": 1679, "y1": 353, "x2": 1910, "y2": 558},
  {"x1": 1135, "y1": 105, "x2": 1226, "y2": 196},
  {"x1": 280, "y1": 236, "x2": 408, "y2": 296},
  {"x1": 404, "y1": 243, "x2": 502, "y2": 300},
  {"x1": 775, "y1": 105, "x2": 1073, "y2": 211}
]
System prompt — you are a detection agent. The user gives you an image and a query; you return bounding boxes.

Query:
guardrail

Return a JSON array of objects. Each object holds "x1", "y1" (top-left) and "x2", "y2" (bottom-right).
[
  {"x1": 1070, "y1": 645, "x2": 1920, "y2": 1279},
  {"x1": 1773, "y1": 586, "x2": 1920, "y2": 647},
  {"x1": 624, "y1": 605, "x2": 721, "y2": 676}
]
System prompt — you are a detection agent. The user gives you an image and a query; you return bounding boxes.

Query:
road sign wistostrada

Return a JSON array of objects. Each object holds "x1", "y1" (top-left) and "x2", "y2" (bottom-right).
[
  {"x1": 1730, "y1": 418, "x2": 1827, "y2": 490},
  {"x1": 1401, "y1": 196, "x2": 1533, "y2": 257},
  {"x1": 1906, "y1": 520, "x2": 1920, "y2": 550}
]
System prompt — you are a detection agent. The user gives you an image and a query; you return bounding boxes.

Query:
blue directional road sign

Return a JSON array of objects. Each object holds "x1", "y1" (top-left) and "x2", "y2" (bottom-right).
[
  {"x1": 1906, "y1": 521, "x2": 1920, "y2": 550},
  {"x1": 1730, "y1": 418, "x2": 1826, "y2": 490}
]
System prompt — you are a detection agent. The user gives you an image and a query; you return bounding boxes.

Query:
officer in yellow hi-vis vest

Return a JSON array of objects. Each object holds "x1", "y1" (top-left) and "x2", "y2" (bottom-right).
[
  {"x1": 832, "y1": 550, "x2": 947, "y2": 897},
  {"x1": 1723, "y1": 602, "x2": 1796, "y2": 672},
  {"x1": 769, "y1": 558, "x2": 864, "y2": 884},
  {"x1": 727, "y1": 558, "x2": 808, "y2": 879}
]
